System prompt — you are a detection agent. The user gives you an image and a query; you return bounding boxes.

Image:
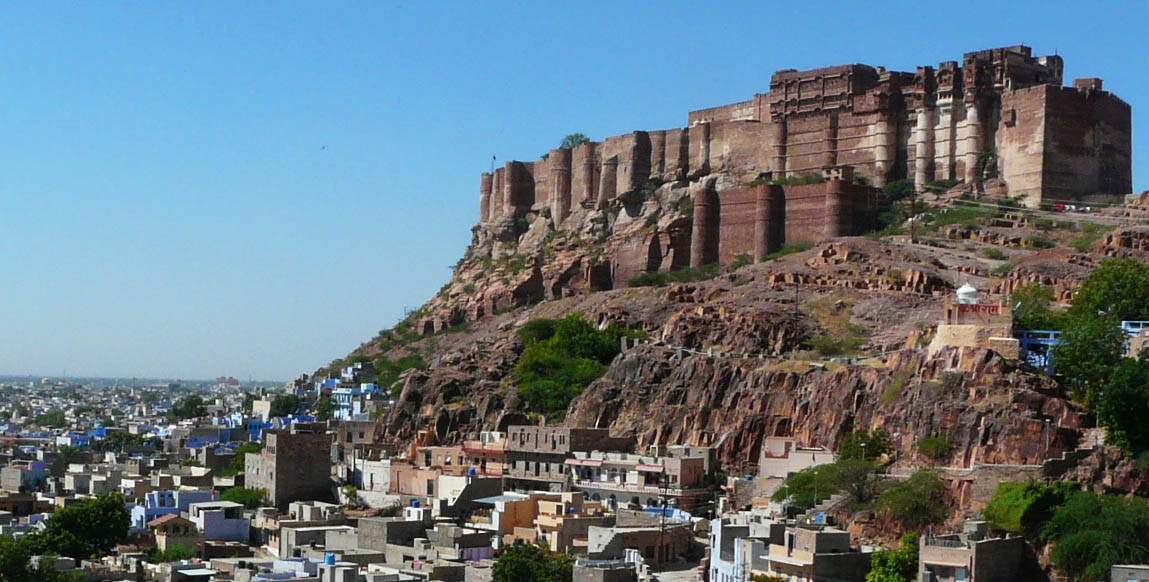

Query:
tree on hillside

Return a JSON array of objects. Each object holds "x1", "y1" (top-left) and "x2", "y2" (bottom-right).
[
  {"x1": 1068, "y1": 258, "x2": 1149, "y2": 322},
  {"x1": 1097, "y1": 355, "x2": 1149, "y2": 453},
  {"x1": 838, "y1": 430, "x2": 892, "y2": 461},
  {"x1": 1042, "y1": 491, "x2": 1149, "y2": 581},
  {"x1": 1011, "y1": 284, "x2": 1062, "y2": 330},
  {"x1": 866, "y1": 534, "x2": 919, "y2": 582},
  {"x1": 1050, "y1": 315, "x2": 1126, "y2": 407},
  {"x1": 558, "y1": 133, "x2": 589, "y2": 150},
  {"x1": 875, "y1": 469, "x2": 948, "y2": 531},
  {"x1": 492, "y1": 542, "x2": 573, "y2": 582}
]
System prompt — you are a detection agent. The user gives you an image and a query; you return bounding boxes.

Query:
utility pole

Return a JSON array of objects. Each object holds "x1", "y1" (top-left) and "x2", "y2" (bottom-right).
[{"x1": 657, "y1": 474, "x2": 667, "y2": 568}]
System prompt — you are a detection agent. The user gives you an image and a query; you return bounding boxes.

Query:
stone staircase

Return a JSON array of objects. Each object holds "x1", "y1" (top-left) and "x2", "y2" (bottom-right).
[
  {"x1": 1041, "y1": 427, "x2": 1107, "y2": 477},
  {"x1": 801, "y1": 493, "x2": 849, "y2": 523}
]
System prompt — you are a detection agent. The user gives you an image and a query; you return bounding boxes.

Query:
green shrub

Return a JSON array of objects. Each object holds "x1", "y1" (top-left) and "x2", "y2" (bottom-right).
[
  {"x1": 883, "y1": 180, "x2": 914, "y2": 203},
  {"x1": 774, "y1": 173, "x2": 826, "y2": 186},
  {"x1": 1025, "y1": 234, "x2": 1056, "y2": 249},
  {"x1": 462, "y1": 283, "x2": 476, "y2": 294},
  {"x1": 984, "y1": 481, "x2": 1074, "y2": 534},
  {"x1": 627, "y1": 271, "x2": 668, "y2": 287},
  {"x1": 627, "y1": 264, "x2": 722, "y2": 288},
  {"x1": 875, "y1": 469, "x2": 948, "y2": 531},
  {"x1": 221, "y1": 487, "x2": 267, "y2": 509},
  {"x1": 513, "y1": 314, "x2": 642, "y2": 419},
  {"x1": 990, "y1": 263, "x2": 1015, "y2": 277},
  {"x1": 880, "y1": 369, "x2": 914, "y2": 404},
  {"x1": 763, "y1": 240, "x2": 814, "y2": 261},
  {"x1": 1042, "y1": 490, "x2": 1149, "y2": 581},
  {"x1": 730, "y1": 253, "x2": 753, "y2": 270},
  {"x1": 1070, "y1": 222, "x2": 1112, "y2": 252},
  {"x1": 838, "y1": 430, "x2": 891, "y2": 461},
  {"x1": 914, "y1": 436, "x2": 954, "y2": 464},
  {"x1": 507, "y1": 256, "x2": 527, "y2": 274},
  {"x1": 924, "y1": 179, "x2": 960, "y2": 191},
  {"x1": 982, "y1": 248, "x2": 1006, "y2": 260},
  {"x1": 806, "y1": 335, "x2": 866, "y2": 357},
  {"x1": 376, "y1": 354, "x2": 427, "y2": 396}
]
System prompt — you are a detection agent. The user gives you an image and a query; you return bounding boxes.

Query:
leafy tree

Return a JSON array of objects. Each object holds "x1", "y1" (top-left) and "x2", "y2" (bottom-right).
[
  {"x1": 772, "y1": 458, "x2": 878, "y2": 511},
  {"x1": 222, "y1": 442, "x2": 262, "y2": 476},
  {"x1": 221, "y1": 486, "x2": 267, "y2": 509},
  {"x1": 770, "y1": 463, "x2": 842, "y2": 511},
  {"x1": 24, "y1": 493, "x2": 130, "y2": 559},
  {"x1": 169, "y1": 395, "x2": 206, "y2": 420},
  {"x1": 838, "y1": 430, "x2": 891, "y2": 460},
  {"x1": 1042, "y1": 491, "x2": 1149, "y2": 582},
  {"x1": 1068, "y1": 258, "x2": 1149, "y2": 322},
  {"x1": 269, "y1": 394, "x2": 303, "y2": 418},
  {"x1": 914, "y1": 436, "x2": 954, "y2": 464},
  {"x1": 314, "y1": 396, "x2": 337, "y2": 421},
  {"x1": 492, "y1": 542, "x2": 573, "y2": 582},
  {"x1": 1097, "y1": 356, "x2": 1149, "y2": 453},
  {"x1": 835, "y1": 458, "x2": 880, "y2": 505},
  {"x1": 242, "y1": 393, "x2": 257, "y2": 414},
  {"x1": 558, "y1": 133, "x2": 589, "y2": 150},
  {"x1": 34, "y1": 409, "x2": 66, "y2": 428},
  {"x1": 866, "y1": 534, "x2": 919, "y2": 582},
  {"x1": 1011, "y1": 284, "x2": 1063, "y2": 330},
  {"x1": 1050, "y1": 315, "x2": 1126, "y2": 407},
  {"x1": 0, "y1": 535, "x2": 83, "y2": 582},
  {"x1": 875, "y1": 469, "x2": 948, "y2": 531}
]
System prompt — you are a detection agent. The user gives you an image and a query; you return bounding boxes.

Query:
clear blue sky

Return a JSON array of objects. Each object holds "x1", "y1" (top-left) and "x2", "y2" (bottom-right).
[{"x1": 2, "y1": 1, "x2": 1145, "y2": 380}]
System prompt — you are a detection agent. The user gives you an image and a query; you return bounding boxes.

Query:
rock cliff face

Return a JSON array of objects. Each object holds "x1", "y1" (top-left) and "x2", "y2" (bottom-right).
[{"x1": 566, "y1": 345, "x2": 1085, "y2": 474}]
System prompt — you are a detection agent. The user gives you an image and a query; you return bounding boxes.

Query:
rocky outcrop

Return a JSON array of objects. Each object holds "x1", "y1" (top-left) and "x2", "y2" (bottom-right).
[{"x1": 565, "y1": 345, "x2": 1085, "y2": 474}]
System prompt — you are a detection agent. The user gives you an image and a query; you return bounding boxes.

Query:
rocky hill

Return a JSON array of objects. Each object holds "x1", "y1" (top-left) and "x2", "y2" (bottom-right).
[{"x1": 332, "y1": 198, "x2": 1149, "y2": 493}]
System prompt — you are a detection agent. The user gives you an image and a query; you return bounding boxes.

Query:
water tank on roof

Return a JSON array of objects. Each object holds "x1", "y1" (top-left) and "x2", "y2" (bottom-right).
[
  {"x1": 956, "y1": 284, "x2": 979, "y2": 304},
  {"x1": 325, "y1": 553, "x2": 336, "y2": 565}
]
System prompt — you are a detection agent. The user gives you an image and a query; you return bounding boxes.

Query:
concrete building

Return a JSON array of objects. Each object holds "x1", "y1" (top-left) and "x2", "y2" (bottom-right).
[
  {"x1": 918, "y1": 522, "x2": 1025, "y2": 582},
  {"x1": 188, "y1": 500, "x2": 250, "y2": 543},
  {"x1": 246, "y1": 422, "x2": 332, "y2": 507},
  {"x1": 758, "y1": 438, "x2": 835, "y2": 479},
  {"x1": 505, "y1": 426, "x2": 634, "y2": 491},
  {"x1": 130, "y1": 489, "x2": 219, "y2": 530},
  {"x1": 1114, "y1": 565, "x2": 1149, "y2": 582},
  {"x1": 587, "y1": 521, "x2": 694, "y2": 567},
  {"x1": 149, "y1": 514, "x2": 201, "y2": 553},
  {"x1": 565, "y1": 450, "x2": 711, "y2": 512},
  {"x1": 762, "y1": 526, "x2": 872, "y2": 581},
  {"x1": 462, "y1": 431, "x2": 509, "y2": 477}
]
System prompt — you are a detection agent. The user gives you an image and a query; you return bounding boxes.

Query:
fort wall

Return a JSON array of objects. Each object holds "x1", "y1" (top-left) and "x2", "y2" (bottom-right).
[{"x1": 479, "y1": 44, "x2": 1130, "y2": 233}]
